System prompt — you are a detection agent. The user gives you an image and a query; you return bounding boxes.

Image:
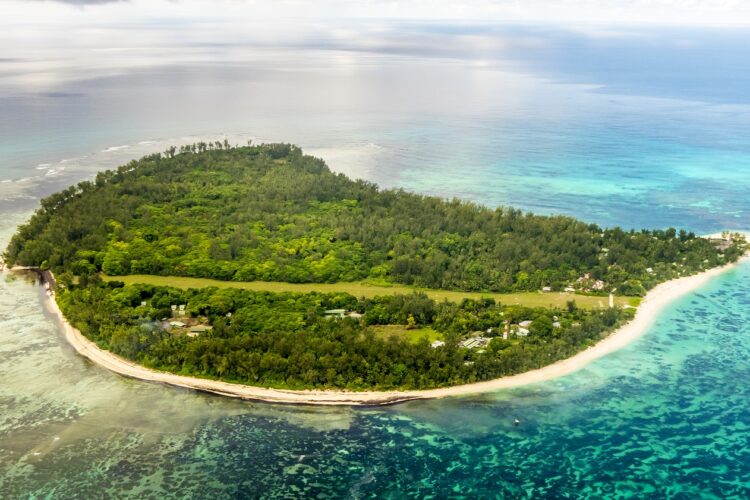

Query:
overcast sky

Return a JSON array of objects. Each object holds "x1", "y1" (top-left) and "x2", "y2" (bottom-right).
[
  {"x1": 5, "y1": 0, "x2": 750, "y2": 26},
  {"x1": 3, "y1": 0, "x2": 749, "y2": 92}
]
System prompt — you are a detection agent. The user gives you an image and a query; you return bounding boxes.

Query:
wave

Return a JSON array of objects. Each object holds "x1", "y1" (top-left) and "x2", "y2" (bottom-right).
[{"x1": 102, "y1": 145, "x2": 131, "y2": 153}]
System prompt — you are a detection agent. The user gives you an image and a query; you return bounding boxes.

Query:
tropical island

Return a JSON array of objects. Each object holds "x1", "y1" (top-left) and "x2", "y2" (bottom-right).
[{"x1": 5, "y1": 143, "x2": 747, "y2": 404}]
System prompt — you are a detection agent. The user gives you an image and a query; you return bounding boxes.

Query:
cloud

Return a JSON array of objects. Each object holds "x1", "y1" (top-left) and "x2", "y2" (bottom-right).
[
  {"x1": 12, "y1": 0, "x2": 750, "y2": 25},
  {"x1": 32, "y1": 0, "x2": 125, "y2": 3}
]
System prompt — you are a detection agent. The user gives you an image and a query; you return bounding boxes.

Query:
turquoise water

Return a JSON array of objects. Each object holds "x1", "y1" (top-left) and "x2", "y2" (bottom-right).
[
  {"x1": 2, "y1": 20, "x2": 750, "y2": 497},
  {"x1": 2, "y1": 257, "x2": 749, "y2": 497}
]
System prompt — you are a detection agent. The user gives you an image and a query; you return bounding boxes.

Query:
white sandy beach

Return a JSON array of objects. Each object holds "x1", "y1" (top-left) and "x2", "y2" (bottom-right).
[{"x1": 41, "y1": 255, "x2": 748, "y2": 406}]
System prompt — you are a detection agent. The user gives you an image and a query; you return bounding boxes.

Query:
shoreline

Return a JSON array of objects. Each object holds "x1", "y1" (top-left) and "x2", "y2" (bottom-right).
[{"x1": 36, "y1": 255, "x2": 748, "y2": 406}]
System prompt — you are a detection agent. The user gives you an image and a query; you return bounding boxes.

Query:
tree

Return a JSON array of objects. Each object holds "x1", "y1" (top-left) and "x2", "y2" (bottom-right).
[
  {"x1": 406, "y1": 314, "x2": 417, "y2": 330},
  {"x1": 530, "y1": 316, "x2": 553, "y2": 337}
]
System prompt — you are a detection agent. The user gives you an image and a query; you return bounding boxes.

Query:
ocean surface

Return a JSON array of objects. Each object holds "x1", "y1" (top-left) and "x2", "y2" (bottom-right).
[{"x1": 2, "y1": 21, "x2": 750, "y2": 498}]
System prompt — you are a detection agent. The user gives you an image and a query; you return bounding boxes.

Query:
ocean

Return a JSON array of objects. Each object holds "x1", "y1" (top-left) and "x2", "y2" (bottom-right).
[{"x1": 1, "y1": 21, "x2": 750, "y2": 497}]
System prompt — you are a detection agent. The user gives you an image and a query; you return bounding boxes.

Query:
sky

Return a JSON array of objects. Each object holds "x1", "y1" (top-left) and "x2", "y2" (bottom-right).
[
  {"x1": 3, "y1": 0, "x2": 750, "y2": 96},
  {"x1": 4, "y1": 0, "x2": 750, "y2": 26}
]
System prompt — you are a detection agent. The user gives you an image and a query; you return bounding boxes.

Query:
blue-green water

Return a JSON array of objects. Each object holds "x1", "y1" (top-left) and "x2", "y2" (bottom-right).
[
  {"x1": 2, "y1": 18, "x2": 750, "y2": 498},
  {"x1": 2, "y1": 260, "x2": 749, "y2": 497}
]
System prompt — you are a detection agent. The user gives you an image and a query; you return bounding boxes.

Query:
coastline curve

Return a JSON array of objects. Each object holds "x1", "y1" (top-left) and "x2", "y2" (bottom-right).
[{"x1": 39, "y1": 255, "x2": 748, "y2": 406}]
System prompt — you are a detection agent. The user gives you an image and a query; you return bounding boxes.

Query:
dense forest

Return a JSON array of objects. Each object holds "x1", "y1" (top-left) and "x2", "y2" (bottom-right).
[
  {"x1": 6, "y1": 144, "x2": 746, "y2": 294},
  {"x1": 56, "y1": 281, "x2": 632, "y2": 390},
  {"x1": 5, "y1": 143, "x2": 747, "y2": 390}
]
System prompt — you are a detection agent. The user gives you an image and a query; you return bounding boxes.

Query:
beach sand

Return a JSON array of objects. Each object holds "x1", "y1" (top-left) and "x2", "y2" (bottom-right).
[{"x1": 42, "y1": 255, "x2": 748, "y2": 406}]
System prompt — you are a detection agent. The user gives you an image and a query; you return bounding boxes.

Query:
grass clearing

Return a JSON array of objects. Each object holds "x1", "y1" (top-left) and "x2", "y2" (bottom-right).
[
  {"x1": 370, "y1": 325, "x2": 443, "y2": 344},
  {"x1": 104, "y1": 274, "x2": 637, "y2": 310}
]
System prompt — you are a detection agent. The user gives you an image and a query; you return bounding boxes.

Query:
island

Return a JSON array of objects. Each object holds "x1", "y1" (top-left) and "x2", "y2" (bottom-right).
[{"x1": 5, "y1": 143, "x2": 747, "y2": 405}]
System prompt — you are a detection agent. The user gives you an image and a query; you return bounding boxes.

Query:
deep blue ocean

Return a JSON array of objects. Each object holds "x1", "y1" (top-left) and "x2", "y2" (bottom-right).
[{"x1": 1, "y1": 22, "x2": 750, "y2": 498}]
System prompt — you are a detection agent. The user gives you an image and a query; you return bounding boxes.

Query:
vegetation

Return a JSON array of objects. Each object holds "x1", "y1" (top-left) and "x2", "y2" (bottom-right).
[
  {"x1": 5, "y1": 143, "x2": 746, "y2": 390},
  {"x1": 56, "y1": 281, "x2": 633, "y2": 390},
  {"x1": 6, "y1": 144, "x2": 745, "y2": 294}
]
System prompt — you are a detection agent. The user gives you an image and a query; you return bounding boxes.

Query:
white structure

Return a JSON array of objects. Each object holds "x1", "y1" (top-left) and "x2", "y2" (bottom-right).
[
  {"x1": 324, "y1": 309, "x2": 364, "y2": 319},
  {"x1": 189, "y1": 325, "x2": 212, "y2": 336},
  {"x1": 459, "y1": 337, "x2": 491, "y2": 349},
  {"x1": 431, "y1": 340, "x2": 446, "y2": 348},
  {"x1": 324, "y1": 309, "x2": 347, "y2": 318}
]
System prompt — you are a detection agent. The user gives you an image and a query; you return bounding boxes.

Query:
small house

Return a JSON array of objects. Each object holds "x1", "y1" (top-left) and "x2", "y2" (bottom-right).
[
  {"x1": 431, "y1": 340, "x2": 446, "y2": 348},
  {"x1": 709, "y1": 237, "x2": 732, "y2": 251},
  {"x1": 459, "y1": 337, "x2": 491, "y2": 349},
  {"x1": 188, "y1": 325, "x2": 212, "y2": 337},
  {"x1": 324, "y1": 309, "x2": 364, "y2": 320}
]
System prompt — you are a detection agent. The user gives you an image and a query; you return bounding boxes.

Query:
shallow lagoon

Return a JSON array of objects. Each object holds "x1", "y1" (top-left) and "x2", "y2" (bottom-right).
[{"x1": 2, "y1": 241, "x2": 749, "y2": 497}]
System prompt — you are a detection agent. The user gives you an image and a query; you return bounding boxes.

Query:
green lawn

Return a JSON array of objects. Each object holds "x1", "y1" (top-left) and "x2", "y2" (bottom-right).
[
  {"x1": 369, "y1": 325, "x2": 443, "y2": 344},
  {"x1": 103, "y1": 274, "x2": 639, "y2": 309}
]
